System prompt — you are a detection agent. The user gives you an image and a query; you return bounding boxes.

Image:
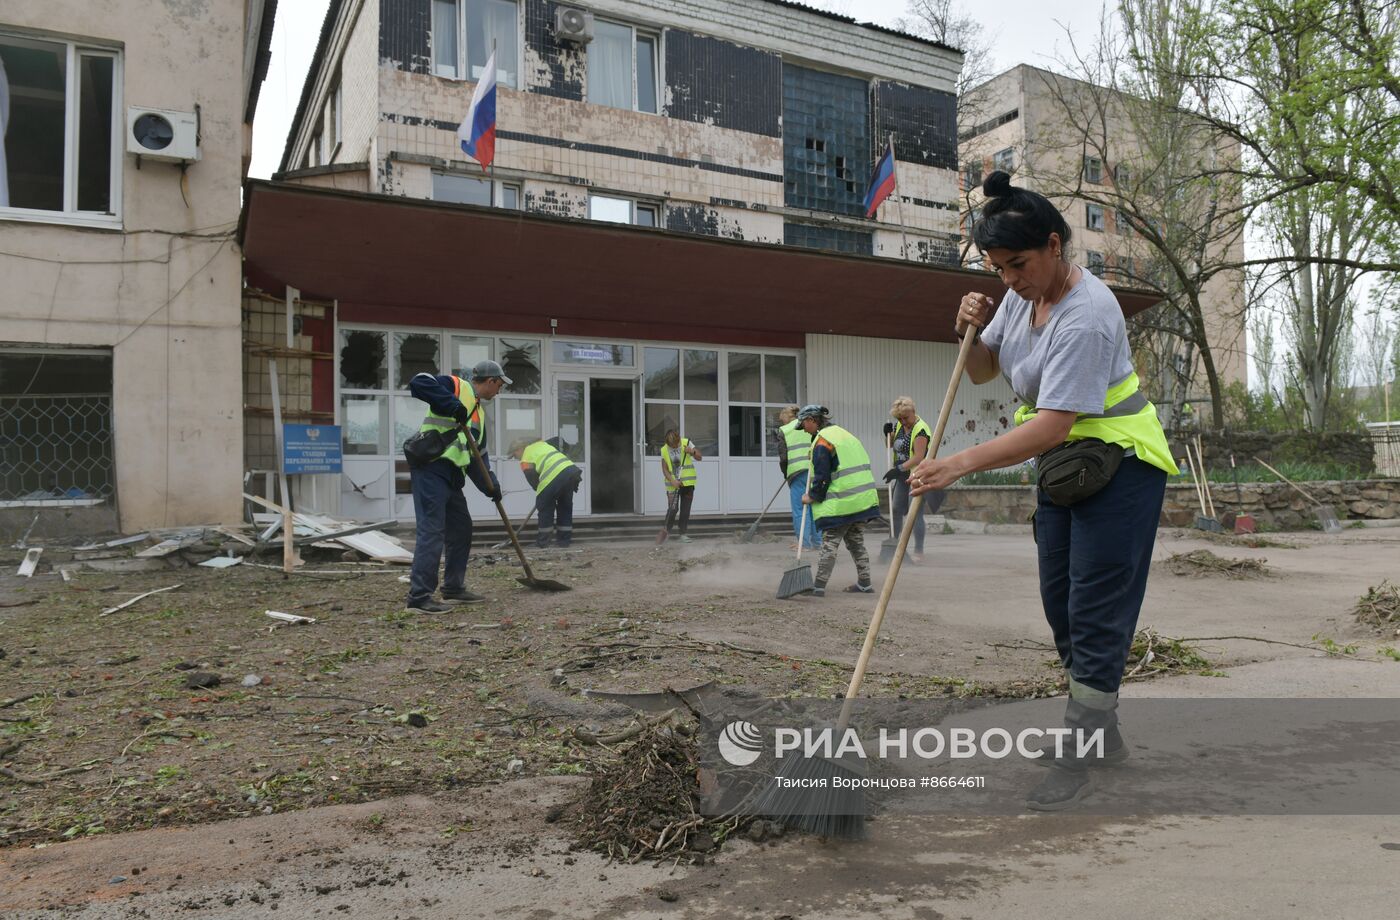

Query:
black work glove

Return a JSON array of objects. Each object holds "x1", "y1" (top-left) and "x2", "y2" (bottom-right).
[
  {"x1": 882, "y1": 421, "x2": 895, "y2": 436},
  {"x1": 488, "y1": 474, "x2": 503, "y2": 503},
  {"x1": 452, "y1": 405, "x2": 472, "y2": 425},
  {"x1": 882, "y1": 468, "x2": 900, "y2": 483}
]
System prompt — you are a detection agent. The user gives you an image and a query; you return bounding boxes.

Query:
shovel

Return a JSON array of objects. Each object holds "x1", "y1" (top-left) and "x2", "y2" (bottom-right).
[
  {"x1": 1229, "y1": 453, "x2": 1255, "y2": 534},
  {"x1": 879, "y1": 432, "x2": 900, "y2": 564},
  {"x1": 741, "y1": 478, "x2": 791, "y2": 543},
  {"x1": 1254, "y1": 457, "x2": 1343, "y2": 533},
  {"x1": 1183, "y1": 447, "x2": 1223, "y2": 533},
  {"x1": 461, "y1": 427, "x2": 570, "y2": 591}
]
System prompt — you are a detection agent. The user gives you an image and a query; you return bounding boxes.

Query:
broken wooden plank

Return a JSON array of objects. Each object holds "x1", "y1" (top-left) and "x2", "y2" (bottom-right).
[
  {"x1": 242, "y1": 494, "x2": 411, "y2": 564},
  {"x1": 198, "y1": 556, "x2": 243, "y2": 569},
  {"x1": 265, "y1": 610, "x2": 316, "y2": 625},
  {"x1": 99, "y1": 584, "x2": 182, "y2": 617},
  {"x1": 301, "y1": 520, "x2": 399, "y2": 548},
  {"x1": 214, "y1": 526, "x2": 257, "y2": 547},
  {"x1": 73, "y1": 533, "x2": 151, "y2": 552},
  {"x1": 16, "y1": 548, "x2": 42, "y2": 577},
  {"x1": 134, "y1": 538, "x2": 188, "y2": 558}
]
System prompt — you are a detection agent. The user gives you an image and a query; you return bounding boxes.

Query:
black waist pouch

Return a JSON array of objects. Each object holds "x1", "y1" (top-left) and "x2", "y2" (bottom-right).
[
  {"x1": 1037, "y1": 438, "x2": 1123, "y2": 506},
  {"x1": 403, "y1": 427, "x2": 459, "y2": 468}
]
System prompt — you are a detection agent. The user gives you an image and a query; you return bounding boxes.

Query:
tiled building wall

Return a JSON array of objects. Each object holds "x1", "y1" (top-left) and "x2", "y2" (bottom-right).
[
  {"x1": 241, "y1": 296, "x2": 328, "y2": 472},
  {"x1": 663, "y1": 30, "x2": 782, "y2": 137},
  {"x1": 337, "y1": 0, "x2": 382, "y2": 165}
]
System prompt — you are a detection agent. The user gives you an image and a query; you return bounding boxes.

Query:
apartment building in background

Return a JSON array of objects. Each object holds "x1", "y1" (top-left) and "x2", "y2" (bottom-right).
[
  {"x1": 0, "y1": 1, "x2": 277, "y2": 533},
  {"x1": 959, "y1": 64, "x2": 1246, "y2": 420},
  {"x1": 240, "y1": 2, "x2": 1161, "y2": 524}
]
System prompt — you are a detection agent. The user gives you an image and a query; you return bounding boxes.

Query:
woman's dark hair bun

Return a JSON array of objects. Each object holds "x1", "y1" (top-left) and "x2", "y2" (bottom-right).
[{"x1": 982, "y1": 170, "x2": 1013, "y2": 198}]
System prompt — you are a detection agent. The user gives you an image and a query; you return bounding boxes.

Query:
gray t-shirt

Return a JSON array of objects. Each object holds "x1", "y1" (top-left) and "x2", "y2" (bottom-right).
[{"x1": 980, "y1": 268, "x2": 1135, "y2": 414}]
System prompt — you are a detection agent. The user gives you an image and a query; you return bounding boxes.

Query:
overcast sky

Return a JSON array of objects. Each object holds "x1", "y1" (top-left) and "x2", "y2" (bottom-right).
[{"x1": 248, "y1": 0, "x2": 1114, "y2": 179}]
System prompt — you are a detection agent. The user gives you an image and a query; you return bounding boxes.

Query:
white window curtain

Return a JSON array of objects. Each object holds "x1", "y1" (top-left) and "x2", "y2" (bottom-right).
[
  {"x1": 588, "y1": 21, "x2": 632, "y2": 109},
  {"x1": 0, "y1": 55, "x2": 9, "y2": 207},
  {"x1": 469, "y1": 0, "x2": 518, "y2": 86}
]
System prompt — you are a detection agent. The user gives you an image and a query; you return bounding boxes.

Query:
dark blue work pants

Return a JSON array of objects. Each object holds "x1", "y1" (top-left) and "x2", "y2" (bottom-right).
[
  {"x1": 536, "y1": 469, "x2": 580, "y2": 546},
  {"x1": 407, "y1": 460, "x2": 472, "y2": 604},
  {"x1": 1034, "y1": 456, "x2": 1166, "y2": 694}
]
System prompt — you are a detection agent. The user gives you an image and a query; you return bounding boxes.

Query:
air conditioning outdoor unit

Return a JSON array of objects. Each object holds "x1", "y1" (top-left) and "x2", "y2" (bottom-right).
[
  {"x1": 125, "y1": 106, "x2": 201, "y2": 162},
  {"x1": 555, "y1": 6, "x2": 595, "y2": 44}
]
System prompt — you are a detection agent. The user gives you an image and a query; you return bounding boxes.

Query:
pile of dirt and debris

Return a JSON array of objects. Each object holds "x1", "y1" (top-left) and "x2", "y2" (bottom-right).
[
  {"x1": 571, "y1": 724, "x2": 748, "y2": 864},
  {"x1": 1166, "y1": 549, "x2": 1272, "y2": 579},
  {"x1": 1353, "y1": 580, "x2": 1400, "y2": 636},
  {"x1": 1124, "y1": 628, "x2": 1216, "y2": 679}
]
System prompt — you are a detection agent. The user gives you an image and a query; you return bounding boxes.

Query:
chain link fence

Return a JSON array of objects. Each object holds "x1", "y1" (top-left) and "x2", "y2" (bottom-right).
[{"x1": 0, "y1": 394, "x2": 115, "y2": 501}]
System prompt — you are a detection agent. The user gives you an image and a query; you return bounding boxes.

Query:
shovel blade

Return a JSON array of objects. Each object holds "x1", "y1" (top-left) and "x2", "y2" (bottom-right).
[
  {"x1": 517, "y1": 575, "x2": 572, "y2": 592},
  {"x1": 1317, "y1": 505, "x2": 1343, "y2": 534},
  {"x1": 1195, "y1": 516, "x2": 1224, "y2": 533},
  {"x1": 878, "y1": 540, "x2": 898, "y2": 564}
]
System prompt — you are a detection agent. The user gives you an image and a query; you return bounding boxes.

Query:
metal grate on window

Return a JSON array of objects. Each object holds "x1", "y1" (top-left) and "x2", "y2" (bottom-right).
[{"x1": 1, "y1": 394, "x2": 115, "y2": 501}]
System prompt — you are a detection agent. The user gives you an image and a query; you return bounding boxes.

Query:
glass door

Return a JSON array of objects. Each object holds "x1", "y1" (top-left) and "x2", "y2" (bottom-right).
[{"x1": 555, "y1": 376, "x2": 589, "y2": 516}]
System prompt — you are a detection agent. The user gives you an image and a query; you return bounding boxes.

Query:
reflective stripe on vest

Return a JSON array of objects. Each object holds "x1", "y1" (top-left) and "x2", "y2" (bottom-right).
[
  {"x1": 782, "y1": 419, "x2": 812, "y2": 476},
  {"x1": 811, "y1": 425, "x2": 879, "y2": 524},
  {"x1": 1013, "y1": 372, "x2": 1179, "y2": 476},
  {"x1": 661, "y1": 438, "x2": 697, "y2": 492},
  {"x1": 419, "y1": 376, "x2": 485, "y2": 470},
  {"x1": 521, "y1": 441, "x2": 576, "y2": 493}
]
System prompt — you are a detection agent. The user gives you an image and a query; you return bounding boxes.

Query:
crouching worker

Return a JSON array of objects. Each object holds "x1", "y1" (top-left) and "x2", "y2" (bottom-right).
[
  {"x1": 404, "y1": 360, "x2": 508, "y2": 613},
  {"x1": 797, "y1": 405, "x2": 880, "y2": 597},
  {"x1": 512, "y1": 437, "x2": 582, "y2": 548}
]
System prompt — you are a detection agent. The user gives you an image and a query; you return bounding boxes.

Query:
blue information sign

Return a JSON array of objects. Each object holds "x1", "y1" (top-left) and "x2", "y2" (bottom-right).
[{"x1": 283, "y1": 424, "x2": 343, "y2": 475}]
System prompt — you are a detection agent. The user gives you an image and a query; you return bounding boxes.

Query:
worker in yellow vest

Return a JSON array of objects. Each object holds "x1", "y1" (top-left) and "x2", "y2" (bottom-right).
[
  {"x1": 658, "y1": 429, "x2": 701, "y2": 543},
  {"x1": 511, "y1": 437, "x2": 582, "y2": 548},
  {"x1": 911, "y1": 170, "x2": 1178, "y2": 810},
  {"x1": 776, "y1": 405, "x2": 819, "y2": 550},
  {"x1": 404, "y1": 360, "x2": 507, "y2": 613},
  {"x1": 797, "y1": 405, "x2": 879, "y2": 597}
]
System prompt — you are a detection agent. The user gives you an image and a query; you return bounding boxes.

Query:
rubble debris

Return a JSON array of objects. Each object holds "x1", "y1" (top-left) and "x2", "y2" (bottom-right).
[
  {"x1": 1166, "y1": 549, "x2": 1272, "y2": 579},
  {"x1": 1124, "y1": 628, "x2": 1215, "y2": 679},
  {"x1": 135, "y1": 539, "x2": 193, "y2": 558},
  {"x1": 183, "y1": 672, "x2": 221, "y2": 690},
  {"x1": 241, "y1": 674, "x2": 263, "y2": 688},
  {"x1": 17, "y1": 548, "x2": 42, "y2": 577},
  {"x1": 573, "y1": 724, "x2": 746, "y2": 864},
  {"x1": 99, "y1": 584, "x2": 183, "y2": 617},
  {"x1": 198, "y1": 556, "x2": 243, "y2": 569},
  {"x1": 73, "y1": 533, "x2": 150, "y2": 551},
  {"x1": 265, "y1": 610, "x2": 316, "y2": 625},
  {"x1": 1353, "y1": 581, "x2": 1400, "y2": 636}
]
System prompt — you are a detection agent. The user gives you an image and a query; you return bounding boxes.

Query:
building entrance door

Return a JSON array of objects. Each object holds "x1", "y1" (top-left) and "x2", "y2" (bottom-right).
[{"x1": 588, "y1": 378, "x2": 636, "y2": 513}]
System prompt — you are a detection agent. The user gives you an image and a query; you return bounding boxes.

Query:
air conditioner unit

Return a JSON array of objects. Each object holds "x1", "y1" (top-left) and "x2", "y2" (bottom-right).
[
  {"x1": 555, "y1": 6, "x2": 594, "y2": 44},
  {"x1": 125, "y1": 106, "x2": 201, "y2": 162}
]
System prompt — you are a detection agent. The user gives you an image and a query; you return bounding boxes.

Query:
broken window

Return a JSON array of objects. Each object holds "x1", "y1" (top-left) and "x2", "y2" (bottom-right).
[
  {"x1": 339, "y1": 330, "x2": 387, "y2": 390},
  {"x1": 0, "y1": 347, "x2": 114, "y2": 500},
  {"x1": 1, "y1": 34, "x2": 118, "y2": 219},
  {"x1": 1086, "y1": 204, "x2": 1105, "y2": 232},
  {"x1": 498, "y1": 337, "x2": 540, "y2": 395},
  {"x1": 395, "y1": 333, "x2": 441, "y2": 389}
]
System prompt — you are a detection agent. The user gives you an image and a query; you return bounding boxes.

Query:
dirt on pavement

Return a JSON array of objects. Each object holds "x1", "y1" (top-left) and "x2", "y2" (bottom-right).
[{"x1": 3, "y1": 525, "x2": 1398, "y2": 917}]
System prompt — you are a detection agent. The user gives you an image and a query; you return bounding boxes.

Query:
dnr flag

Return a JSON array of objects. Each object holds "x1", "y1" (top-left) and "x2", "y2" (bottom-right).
[{"x1": 862, "y1": 142, "x2": 897, "y2": 218}]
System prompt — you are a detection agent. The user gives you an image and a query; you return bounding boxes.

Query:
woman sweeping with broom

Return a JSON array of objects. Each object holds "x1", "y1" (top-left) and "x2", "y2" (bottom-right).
[{"x1": 909, "y1": 170, "x2": 1177, "y2": 810}]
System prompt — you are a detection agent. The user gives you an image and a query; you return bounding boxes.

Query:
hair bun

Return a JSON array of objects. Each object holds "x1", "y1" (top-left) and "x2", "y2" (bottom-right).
[{"x1": 982, "y1": 170, "x2": 1013, "y2": 198}]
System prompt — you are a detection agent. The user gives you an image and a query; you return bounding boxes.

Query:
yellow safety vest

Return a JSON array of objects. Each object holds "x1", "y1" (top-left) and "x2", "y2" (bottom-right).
[
  {"x1": 895, "y1": 417, "x2": 933, "y2": 460},
  {"x1": 417, "y1": 376, "x2": 486, "y2": 470},
  {"x1": 1013, "y1": 372, "x2": 1179, "y2": 475},
  {"x1": 811, "y1": 425, "x2": 879, "y2": 525},
  {"x1": 521, "y1": 440, "x2": 576, "y2": 493},
  {"x1": 781, "y1": 419, "x2": 812, "y2": 477},
  {"x1": 661, "y1": 438, "x2": 697, "y2": 492}
]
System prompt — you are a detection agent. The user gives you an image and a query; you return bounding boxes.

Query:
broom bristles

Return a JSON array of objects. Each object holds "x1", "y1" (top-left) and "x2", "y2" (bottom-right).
[
  {"x1": 751, "y1": 751, "x2": 868, "y2": 840},
  {"x1": 776, "y1": 563, "x2": 814, "y2": 599}
]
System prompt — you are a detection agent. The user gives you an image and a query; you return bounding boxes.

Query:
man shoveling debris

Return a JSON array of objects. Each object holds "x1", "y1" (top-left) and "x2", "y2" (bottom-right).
[{"x1": 401, "y1": 360, "x2": 508, "y2": 612}]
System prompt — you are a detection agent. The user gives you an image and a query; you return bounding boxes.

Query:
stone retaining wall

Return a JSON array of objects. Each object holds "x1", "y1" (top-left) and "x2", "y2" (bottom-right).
[{"x1": 939, "y1": 480, "x2": 1400, "y2": 529}]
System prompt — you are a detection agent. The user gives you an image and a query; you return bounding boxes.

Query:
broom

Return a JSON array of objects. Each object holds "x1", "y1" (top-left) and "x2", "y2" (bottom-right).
[
  {"x1": 741, "y1": 478, "x2": 792, "y2": 543},
  {"x1": 776, "y1": 478, "x2": 816, "y2": 599},
  {"x1": 756, "y1": 329, "x2": 977, "y2": 838}
]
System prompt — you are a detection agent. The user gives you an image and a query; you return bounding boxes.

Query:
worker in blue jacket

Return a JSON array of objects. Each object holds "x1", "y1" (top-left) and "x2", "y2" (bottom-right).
[{"x1": 404, "y1": 360, "x2": 507, "y2": 612}]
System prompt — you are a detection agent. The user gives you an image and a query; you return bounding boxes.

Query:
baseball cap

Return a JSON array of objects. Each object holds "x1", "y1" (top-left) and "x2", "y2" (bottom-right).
[{"x1": 470, "y1": 359, "x2": 513, "y2": 385}]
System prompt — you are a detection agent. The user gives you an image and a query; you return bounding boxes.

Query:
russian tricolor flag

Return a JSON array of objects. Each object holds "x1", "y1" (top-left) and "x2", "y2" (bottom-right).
[
  {"x1": 863, "y1": 142, "x2": 897, "y2": 218},
  {"x1": 457, "y1": 49, "x2": 497, "y2": 170}
]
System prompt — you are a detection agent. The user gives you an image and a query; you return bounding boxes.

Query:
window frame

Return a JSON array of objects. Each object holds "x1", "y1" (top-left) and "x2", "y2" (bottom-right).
[
  {"x1": 992, "y1": 147, "x2": 1015, "y2": 173},
  {"x1": 432, "y1": 0, "x2": 520, "y2": 89},
  {"x1": 1086, "y1": 250, "x2": 1106, "y2": 276},
  {"x1": 586, "y1": 19, "x2": 661, "y2": 114},
  {"x1": 1083, "y1": 155, "x2": 1103, "y2": 184},
  {"x1": 431, "y1": 170, "x2": 522, "y2": 209},
  {"x1": 1085, "y1": 203, "x2": 1105, "y2": 232},
  {"x1": 0, "y1": 33, "x2": 123, "y2": 228},
  {"x1": 588, "y1": 192, "x2": 662, "y2": 226}
]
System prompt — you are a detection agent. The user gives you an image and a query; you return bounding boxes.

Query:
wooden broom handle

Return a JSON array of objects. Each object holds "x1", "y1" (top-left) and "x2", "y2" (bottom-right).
[
  {"x1": 460, "y1": 422, "x2": 537, "y2": 582},
  {"x1": 838, "y1": 330, "x2": 979, "y2": 731}
]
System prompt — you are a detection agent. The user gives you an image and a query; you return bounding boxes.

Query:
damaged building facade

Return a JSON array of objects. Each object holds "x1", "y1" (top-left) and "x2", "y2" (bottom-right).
[
  {"x1": 1, "y1": 1, "x2": 276, "y2": 533},
  {"x1": 242, "y1": 0, "x2": 1153, "y2": 524}
]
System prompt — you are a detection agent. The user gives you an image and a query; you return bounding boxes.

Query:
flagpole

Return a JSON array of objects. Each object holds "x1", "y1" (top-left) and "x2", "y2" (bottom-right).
[
  {"x1": 889, "y1": 133, "x2": 912, "y2": 262},
  {"x1": 487, "y1": 38, "x2": 497, "y2": 181}
]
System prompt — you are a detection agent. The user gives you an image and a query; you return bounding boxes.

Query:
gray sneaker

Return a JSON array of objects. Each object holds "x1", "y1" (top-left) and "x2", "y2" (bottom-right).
[
  {"x1": 441, "y1": 588, "x2": 487, "y2": 604},
  {"x1": 405, "y1": 599, "x2": 453, "y2": 614},
  {"x1": 1025, "y1": 767, "x2": 1093, "y2": 811},
  {"x1": 677, "y1": 534, "x2": 693, "y2": 543}
]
